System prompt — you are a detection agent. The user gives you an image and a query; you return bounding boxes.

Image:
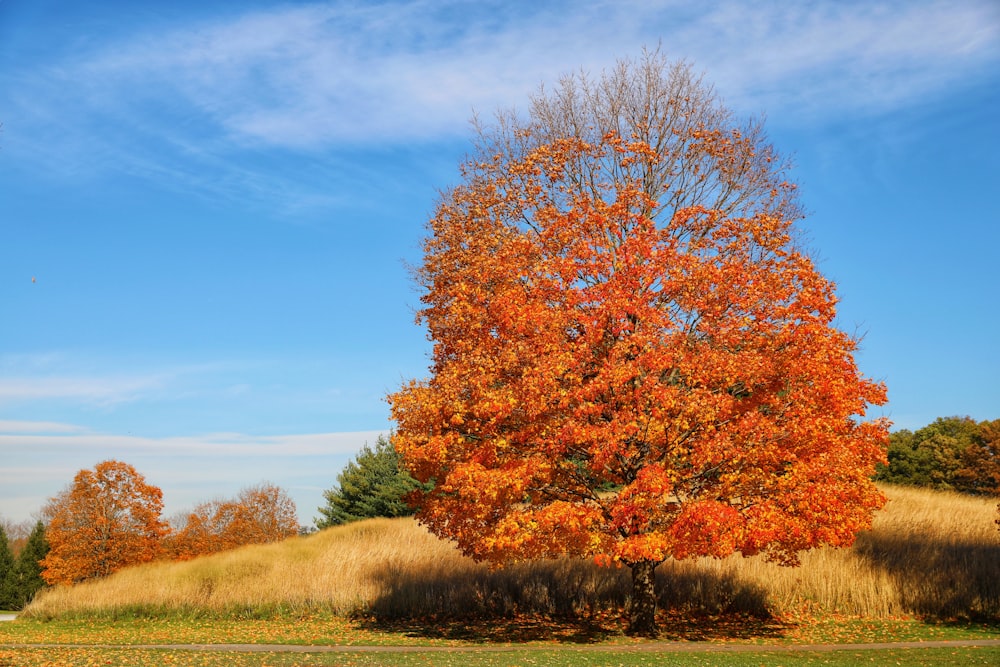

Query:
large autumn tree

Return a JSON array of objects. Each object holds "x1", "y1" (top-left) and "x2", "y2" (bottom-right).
[
  {"x1": 41, "y1": 460, "x2": 168, "y2": 585},
  {"x1": 388, "y1": 52, "x2": 889, "y2": 636}
]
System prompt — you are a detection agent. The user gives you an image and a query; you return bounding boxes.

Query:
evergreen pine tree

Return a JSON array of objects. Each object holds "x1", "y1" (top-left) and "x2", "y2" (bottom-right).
[
  {"x1": 316, "y1": 435, "x2": 428, "y2": 527},
  {"x1": 11, "y1": 522, "x2": 49, "y2": 610},
  {"x1": 0, "y1": 524, "x2": 15, "y2": 610}
]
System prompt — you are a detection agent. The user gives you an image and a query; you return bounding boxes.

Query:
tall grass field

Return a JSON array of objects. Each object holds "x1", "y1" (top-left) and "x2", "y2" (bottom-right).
[{"x1": 22, "y1": 484, "x2": 1000, "y2": 622}]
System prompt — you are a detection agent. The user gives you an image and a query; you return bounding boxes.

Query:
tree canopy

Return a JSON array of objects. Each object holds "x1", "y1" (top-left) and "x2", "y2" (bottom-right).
[
  {"x1": 877, "y1": 416, "x2": 1000, "y2": 495},
  {"x1": 316, "y1": 435, "x2": 426, "y2": 528},
  {"x1": 41, "y1": 460, "x2": 168, "y2": 585},
  {"x1": 388, "y1": 51, "x2": 889, "y2": 636},
  {"x1": 163, "y1": 483, "x2": 299, "y2": 560}
]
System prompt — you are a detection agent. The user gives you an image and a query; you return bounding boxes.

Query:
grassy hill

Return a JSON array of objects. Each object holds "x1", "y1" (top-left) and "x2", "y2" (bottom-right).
[{"x1": 22, "y1": 485, "x2": 1000, "y2": 622}]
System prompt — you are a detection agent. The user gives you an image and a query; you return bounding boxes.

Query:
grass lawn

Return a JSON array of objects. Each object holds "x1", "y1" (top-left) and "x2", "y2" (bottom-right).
[
  {"x1": 1, "y1": 645, "x2": 999, "y2": 667},
  {"x1": 1, "y1": 612, "x2": 997, "y2": 646},
  {"x1": 1, "y1": 614, "x2": 998, "y2": 666}
]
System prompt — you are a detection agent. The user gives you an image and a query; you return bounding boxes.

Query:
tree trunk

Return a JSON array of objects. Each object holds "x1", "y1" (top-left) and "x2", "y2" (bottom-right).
[{"x1": 627, "y1": 559, "x2": 659, "y2": 637}]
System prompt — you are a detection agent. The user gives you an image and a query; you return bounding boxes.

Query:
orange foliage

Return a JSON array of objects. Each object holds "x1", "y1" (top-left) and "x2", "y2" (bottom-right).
[
  {"x1": 389, "y1": 57, "x2": 889, "y2": 585},
  {"x1": 41, "y1": 460, "x2": 168, "y2": 585},
  {"x1": 164, "y1": 483, "x2": 298, "y2": 560},
  {"x1": 955, "y1": 419, "x2": 1000, "y2": 495}
]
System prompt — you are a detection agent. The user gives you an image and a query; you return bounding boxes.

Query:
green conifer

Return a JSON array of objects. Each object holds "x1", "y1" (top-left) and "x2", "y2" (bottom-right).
[
  {"x1": 11, "y1": 521, "x2": 49, "y2": 610},
  {"x1": 316, "y1": 435, "x2": 429, "y2": 527},
  {"x1": 0, "y1": 525, "x2": 15, "y2": 610}
]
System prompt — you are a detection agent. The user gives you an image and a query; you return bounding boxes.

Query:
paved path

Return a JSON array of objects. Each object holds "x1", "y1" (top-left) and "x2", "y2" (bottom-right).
[
  {"x1": 3, "y1": 639, "x2": 999, "y2": 653},
  {"x1": 0, "y1": 615, "x2": 15, "y2": 623}
]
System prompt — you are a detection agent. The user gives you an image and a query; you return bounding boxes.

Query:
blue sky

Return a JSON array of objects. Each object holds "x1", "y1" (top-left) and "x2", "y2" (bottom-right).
[{"x1": 2, "y1": 0, "x2": 998, "y2": 527}]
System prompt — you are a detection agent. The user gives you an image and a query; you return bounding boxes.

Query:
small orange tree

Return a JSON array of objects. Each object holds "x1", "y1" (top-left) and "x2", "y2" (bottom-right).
[
  {"x1": 231, "y1": 482, "x2": 299, "y2": 545},
  {"x1": 41, "y1": 460, "x2": 167, "y2": 585},
  {"x1": 955, "y1": 419, "x2": 1000, "y2": 495},
  {"x1": 388, "y1": 52, "x2": 889, "y2": 636},
  {"x1": 162, "y1": 498, "x2": 234, "y2": 560},
  {"x1": 164, "y1": 483, "x2": 298, "y2": 560}
]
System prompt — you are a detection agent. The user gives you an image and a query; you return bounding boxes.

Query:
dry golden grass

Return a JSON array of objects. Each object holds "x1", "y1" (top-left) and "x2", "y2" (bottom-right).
[
  {"x1": 661, "y1": 485, "x2": 1000, "y2": 619},
  {"x1": 23, "y1": 484, "x2": 1000, "y2": 621}
]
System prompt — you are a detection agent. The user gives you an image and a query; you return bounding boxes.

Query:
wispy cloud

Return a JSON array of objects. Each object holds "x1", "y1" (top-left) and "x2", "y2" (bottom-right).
[
  {"x1": 0, "y1": 427, "x2": 382, "y2": 457},
  {"x1": 0, "y1": 358, "x2": 234, "y2": 408},
  {"x1": 60, "y1": 0, "x2": 1000, "y2": 143},
  {"x1": 0, "y1": 420, "x2": 87, "y2": 434},
  {"x1": 0, "y1": 426, "x2": 385, "y2": 523},
  {"x1": 0, "y1": 351, "x2": 392, "y2": 441},
  {"x1": 4, "y1": 1, "x2": 997, "y2": 205},
  {"x1": 0, "y1": 375, "x2": 170, "y2": 407},
  {"x1": 686, "y1": 1, "x2": 1000, "y2": 117}
]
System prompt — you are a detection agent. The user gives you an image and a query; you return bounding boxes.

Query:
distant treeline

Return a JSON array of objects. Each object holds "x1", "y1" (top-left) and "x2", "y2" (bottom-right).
[{"x1": 876, "y1": 416, "x2": 999, "y2": 495}]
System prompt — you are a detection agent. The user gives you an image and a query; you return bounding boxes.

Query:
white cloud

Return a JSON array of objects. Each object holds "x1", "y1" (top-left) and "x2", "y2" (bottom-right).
[
  {"x1": 60, "y1": 0, "x2": 997, "y2": 145},
  {"x1": 0, "y1": 420, "x2": 87, "y2": 434},
  {"x1": 0, "y1": 360, "x2": 234, "y2": 408},
  {"x1": 0, "y1": 375, "x2": 168, "y2": 406},
  {"x1": 4, "y1": 1, "x2": 997, "y2": 206},
  {"x1": 0, "y1": 428, "x2": 386, "y2": 524},
  {"x1": 0, "y1": 429, "x2": 379, "y2": 457},
  {"x1": 686, "y1": 1, "x2": 1000, "y2": 118},
  {"x1": 0, "y1": 358, "x2": 276, "y2": 410}
]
